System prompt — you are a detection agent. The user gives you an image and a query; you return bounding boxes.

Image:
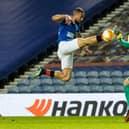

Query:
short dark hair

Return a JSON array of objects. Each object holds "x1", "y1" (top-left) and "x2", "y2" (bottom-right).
[{"x1": 73, "y1": 7, "x2": 85, "y2": 16}]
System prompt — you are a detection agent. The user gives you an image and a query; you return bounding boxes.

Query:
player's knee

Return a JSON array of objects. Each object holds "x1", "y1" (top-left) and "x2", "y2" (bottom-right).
[
  {"x1": 123, "y1": 78, "x2": 129, "y2": 86},
  {"x1": 62, "y1": 74, "x2": 71, "y2": 82},
  {"x1": 63, "y1": 77, "x2": 71, "y2": 81}
]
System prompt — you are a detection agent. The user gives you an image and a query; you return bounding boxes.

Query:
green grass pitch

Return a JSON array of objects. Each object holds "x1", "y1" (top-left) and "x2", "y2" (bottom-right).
[{"x1": 0, "y1": 116, "x2": 129, "y2": 129}]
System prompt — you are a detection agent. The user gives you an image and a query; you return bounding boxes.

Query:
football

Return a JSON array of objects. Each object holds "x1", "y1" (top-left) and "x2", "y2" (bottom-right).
[{"x1": 102, "y1": 29, "x2": 115, "y2": 42}]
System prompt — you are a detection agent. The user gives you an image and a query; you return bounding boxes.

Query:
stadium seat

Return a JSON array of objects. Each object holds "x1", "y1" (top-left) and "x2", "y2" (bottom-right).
[
  {"x1": 17, "y1": 79, "x2": 30, "y2": 86},
  {"x1": 55, "y1": 86, "x2": 66, "y2": 93},
  {"x1": 123, "y1": 71, "x2": 129, "y2": 77},
  {"x1": 111, "y1": 71, "x2": 123, "y2": 77},
  {"x1": 94, "y1": 50, "x2": 104, "y2": 56},
  {"x1": 30, "y1": 86, "x2": 43, "y2": 93},
  {"x1": 112, "y1": 77, "x2": 123, "y2": 85},
  {"x1": 8, "y1": 86, "x2": 19, "y2": 93},
  {"x1": 72, "y1": 72, "x2": 75, "y2": 78},
  {"x1": 99, "y1": 71, "x2": 111, "y2": 77},
  {"x1": 65, "y1": 86, "x2": 79, "y2": 93},
  {"x1": 18, "y1": 86, "x2": 31, "y2": 93},
  {"x1": 103, "y1": 85, "x2": 115, "y2": 92},
  {"x1": 30, "y1": 79, "x2": 41, "y2": 86},
  {"x1": 79, "y1": 85, "x2": 91, "y2": 93},
  {"x1": 100, "y1": 78, "x2": 112, "y2": 85},
  {"x1": 75, "y1": 71, "x2": 86, "y2": 78},
  {"x1": 40, "y1": 78, "x2": 53, "y2": 85},
  {"x1": 87, "y1": 71, "x2": 99, "y2": 78},
  {"x1": 76, "y1": 78, "x2": 88, "y2": 86},
  {"x1": 109, "y1": 49, "x2": 117, "y2": 55},
  {"x1": 88, "y1": 78, "x2": 100, "y2": 85},
  {"x1": 41, "y1": 86, "x2": 56, "y2": 93},
  {"x1": 114, "y1": 85, "x2": 124, "y2": 92},
  {"x1": 90, "y1": 85, "x2": 103, "y2": 93},
  {"x1": 53, "y1": 79, "x2": 65, "y2": 85}
]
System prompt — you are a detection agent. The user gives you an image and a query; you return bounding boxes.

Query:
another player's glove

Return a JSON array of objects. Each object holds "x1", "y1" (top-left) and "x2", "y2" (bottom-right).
[
  {"x1": 116, "y1": 33, "x2": 123, "y2": 40},
  {"x1": 113, "y1": 25, "x2": 123, "y2": 40}
]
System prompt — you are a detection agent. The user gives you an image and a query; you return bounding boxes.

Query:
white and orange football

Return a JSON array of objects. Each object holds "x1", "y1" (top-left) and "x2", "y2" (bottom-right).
[{"x1": 102, "y1": 29, "x2": 115, "y2": 42}]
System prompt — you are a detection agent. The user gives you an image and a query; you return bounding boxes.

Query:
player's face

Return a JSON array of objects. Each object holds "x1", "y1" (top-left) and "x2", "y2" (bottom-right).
[{"x1": 73, "y1": 11, "x2": 84, "y2": 23}]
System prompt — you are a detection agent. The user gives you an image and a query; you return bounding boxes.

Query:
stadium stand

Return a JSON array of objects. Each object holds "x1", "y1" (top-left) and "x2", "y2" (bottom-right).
[
  {"x1": 7, "y1": 64, "x2": 129, "y2": 93},
  {"x1": 0, "y1": 0, "x2": 128, "y2": 93}
]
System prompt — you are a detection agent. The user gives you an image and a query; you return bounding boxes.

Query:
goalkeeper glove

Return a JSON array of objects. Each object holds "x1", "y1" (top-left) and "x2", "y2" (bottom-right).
[{"x1": 113, "y1": 25, "x2": 123, "y2": 40}]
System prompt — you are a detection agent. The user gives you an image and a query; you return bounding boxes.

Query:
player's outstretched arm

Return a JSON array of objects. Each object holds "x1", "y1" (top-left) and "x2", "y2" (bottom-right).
[
  {"x1": 52, "y1": 14, "x2": 66, "y2": 23},
  {"x1": 52, "y1": 14, "x2": 72, "y2": 24}
]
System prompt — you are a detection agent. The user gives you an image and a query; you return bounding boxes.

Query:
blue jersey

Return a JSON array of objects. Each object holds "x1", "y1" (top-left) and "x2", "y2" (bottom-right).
[{"x1": 57, "y1": 18, "x2": 80, "y2": 43}]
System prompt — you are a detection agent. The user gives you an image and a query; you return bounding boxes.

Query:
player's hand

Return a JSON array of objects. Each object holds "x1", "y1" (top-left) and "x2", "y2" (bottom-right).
[{"x1": 65, "y1": 15, "x2": 72, "y2": 25}]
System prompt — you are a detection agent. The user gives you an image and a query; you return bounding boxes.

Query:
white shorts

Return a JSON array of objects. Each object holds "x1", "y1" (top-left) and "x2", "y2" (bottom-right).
[{"x1": 57, "y1": 39, "x2": 79, "y2": 70}]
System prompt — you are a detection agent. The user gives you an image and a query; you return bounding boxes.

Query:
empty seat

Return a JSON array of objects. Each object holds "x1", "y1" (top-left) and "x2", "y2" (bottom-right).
[
  {"x1": 55, "y1": 86, "x2": 66, "y2": 93},
  {"x1": 90, "y1": 85, "x2": 103, "y2": 93},
  {"x1": 114, "y1": 85, "x2": 124, "y2": 92},
  {"x1": 17, "y1": 79, "x2": 30, "y2": 86},
  {"x1": 31, "y1": 86, "x2": 42, "y2": 93},
  {"x1": 123, "y1": 71, "x2": 129, "y2": 77},
  {"x1": 18, "y1": 86, "x2": 31, "y2": 93},
  {"x1": 109, "y1": 49, "x2": 117, "y2": 55},
  {"x1": 99, "y1": 71, "x2": 111, "y2": 77},
  {"x1": 111, "y1": 71, "x2": 123, "y2": 77},
  {"x1": 40, "y1": 78, "x2": 53, "y2": 85},
  {"x1": 79, "y1": 85, "x2": 91, "y2": 93},
  {"x1": 94, "y1": 50, "x2": 104, "y2": 56},
  {"x1": 8, "y1": 86, "x2": 19, "y2": 93},
  {"x1": 88, "y1": 78, "x2": 100, "y2": 85},
  {"x1": 30, "y1": 79, "x2": 41, "y2": 86},
  {"x1": 72, "y1": 72, "x2": 75, "y2": 78},
  {"x1": 65, "y1": 86, "x2": 79, "y2": 93},
  {"x1": 87, "y1": 71, "x2": 99, "y2": 78},
  {"x1": 41, "y1": 86, "x2": 56, "y2": 93},
  {"x1": 100, "y1": 78, "x2": 112, "y2": 85},
  {"x1": 75, "y1": 71, "x2": 86, "y2": 78},
  {"x1": 112, "y1": 77, "x2": 123, "y2": 85},
  {"x1": 53, "y1": 79, "x2": 65, "y2": 85},
  {"x1": 103, "y1": 85, "x2": 115, "y2": 92},
  {"x1": 76, "y1": 78, "x2": 88, "y2": 85}
]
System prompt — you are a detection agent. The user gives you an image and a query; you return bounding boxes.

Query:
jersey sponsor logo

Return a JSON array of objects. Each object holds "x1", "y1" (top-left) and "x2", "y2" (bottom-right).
[{"x1": 66, "y1": 32, "x2": 74, "y2": 38}]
